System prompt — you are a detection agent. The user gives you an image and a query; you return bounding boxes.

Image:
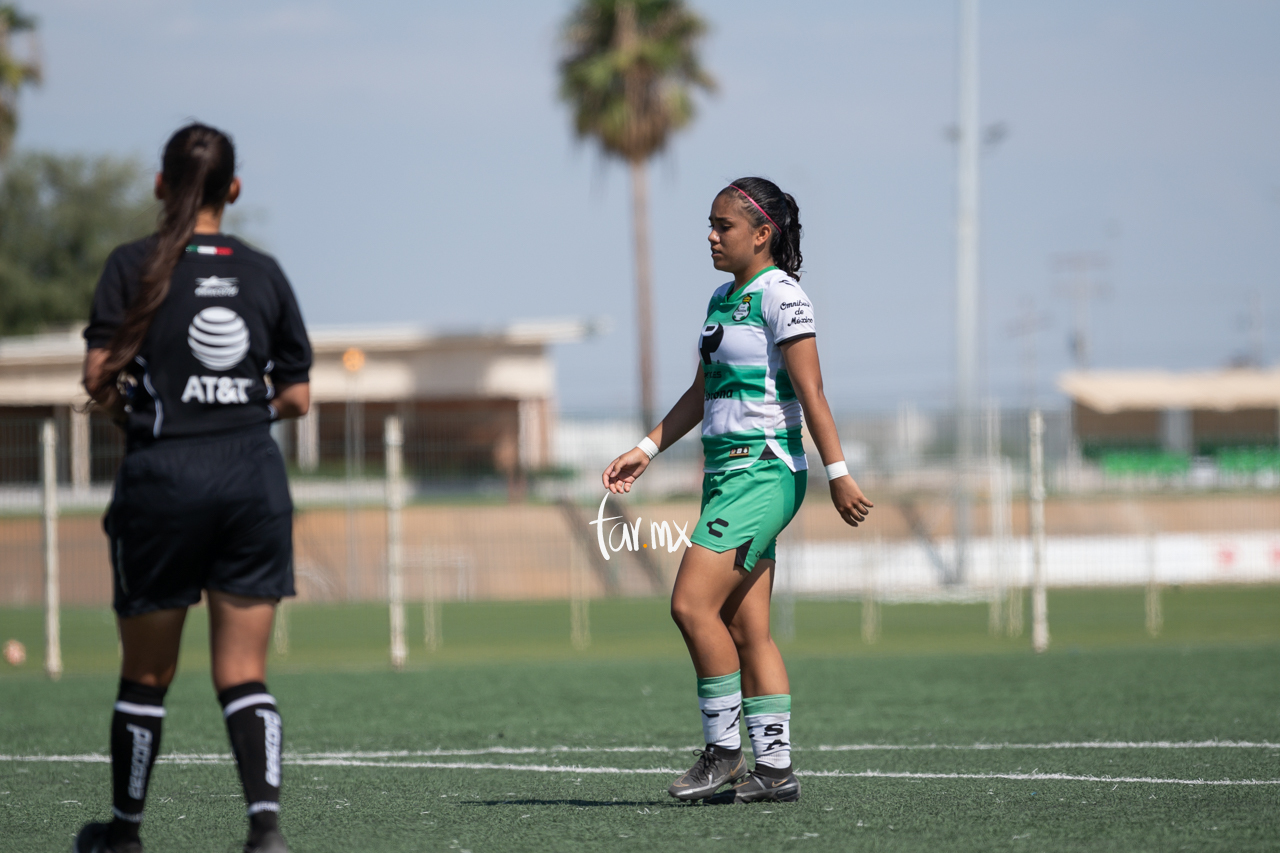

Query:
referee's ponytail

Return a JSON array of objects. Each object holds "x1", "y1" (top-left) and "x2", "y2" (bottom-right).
[
  {"x1": 723, "y1": 177, "x2": 803, "y2": 280},
  {"x1": 99, "y1": 124, "x2": 236, "y2": 384}
]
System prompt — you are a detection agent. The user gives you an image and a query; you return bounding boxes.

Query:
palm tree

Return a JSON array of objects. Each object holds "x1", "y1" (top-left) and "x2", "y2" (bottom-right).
[
  {"x1": 0, "y1": 4, "x2": 41, "y2": 161},
  {"x1": 559, "y1": 0, "x2": 714, "y2": 429}
]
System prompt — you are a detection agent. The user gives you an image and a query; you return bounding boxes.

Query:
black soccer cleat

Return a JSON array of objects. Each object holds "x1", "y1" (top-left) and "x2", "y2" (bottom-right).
[
  {"x1": 705, "y1": 767, "x2": 802, "y2": 804},
  {"x1": 73, "y1": 823, "x2": 142, "y2": 853},
  {"x1": 244, "y1": 830, "x2": 290, "y2": 853},
  {"x1": 667, "y1": 745, "x2": 748, "y2": 801}
]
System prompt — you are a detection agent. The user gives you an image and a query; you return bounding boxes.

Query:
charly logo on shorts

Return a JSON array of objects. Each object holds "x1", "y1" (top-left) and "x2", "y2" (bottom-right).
[{"x1": 187, "y1": 307, "x2": 250, "y2": 370}]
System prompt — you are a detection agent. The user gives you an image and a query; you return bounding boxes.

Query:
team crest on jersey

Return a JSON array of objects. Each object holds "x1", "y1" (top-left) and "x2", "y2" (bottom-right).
[
  {"x1": 194, "y1": 276, "x2": 239, "y2": 297},
  {"x1": 732, "y1": 295, "x2": 752, "y2": 321}
]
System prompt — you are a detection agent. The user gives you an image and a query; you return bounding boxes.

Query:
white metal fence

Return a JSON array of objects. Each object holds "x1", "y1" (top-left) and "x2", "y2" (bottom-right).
[{"x1": 3, "y1": 408, "x2": 1278, "y2": 670}]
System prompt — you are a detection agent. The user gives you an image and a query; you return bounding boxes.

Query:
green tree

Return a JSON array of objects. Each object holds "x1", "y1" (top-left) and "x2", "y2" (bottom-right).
[
  {"x1": 0, "y1": 152, "x2": 155, "y2": 335},
  {"x1": 0, "y1": 4, "x2": 41, "y2": 159},
  {"x1": 559, "y1": 0, "x2": 714, "y2": 428}
]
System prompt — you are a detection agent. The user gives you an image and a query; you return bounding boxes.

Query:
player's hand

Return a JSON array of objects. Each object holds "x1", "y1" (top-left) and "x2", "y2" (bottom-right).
[
  {"x1": 98, "y1": 389, "x2": 127, "y2": 424},
  {"x1": 602, "y1": 448, "x2": 651, "y2": 494},
  {"x1": 82, "y1": 349, "x2": 127, "y2": 422},
  {"x1": 87, "y1": 379, "x2": 127, "y2": 423},
  {"x1": 830, "y1": 476, "x2": 873, "y2": 527}
]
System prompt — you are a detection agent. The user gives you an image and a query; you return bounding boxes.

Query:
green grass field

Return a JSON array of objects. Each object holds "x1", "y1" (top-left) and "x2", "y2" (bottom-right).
[{"x1": 2, "y1": 587, "x2": 1279, "y2": 852}]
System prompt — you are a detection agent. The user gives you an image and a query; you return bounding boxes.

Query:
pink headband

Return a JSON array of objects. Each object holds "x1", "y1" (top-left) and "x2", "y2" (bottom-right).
[{"x1": 730, "y1": 184, "x2": 781, "y2": 235}]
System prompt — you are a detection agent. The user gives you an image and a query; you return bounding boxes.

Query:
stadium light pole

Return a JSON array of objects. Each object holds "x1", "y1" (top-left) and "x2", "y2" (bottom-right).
[{"x1": 953, "y1": 0, "x2": 980, "y2": 586}]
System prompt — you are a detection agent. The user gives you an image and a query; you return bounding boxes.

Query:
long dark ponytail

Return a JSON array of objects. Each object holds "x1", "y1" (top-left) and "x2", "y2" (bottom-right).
[
  {"x1": 98, "y1": 123, "x2": 235, "y2": 385},
  {"x1": 723, "y1": 176, "x2": 802, "y2": 279}
]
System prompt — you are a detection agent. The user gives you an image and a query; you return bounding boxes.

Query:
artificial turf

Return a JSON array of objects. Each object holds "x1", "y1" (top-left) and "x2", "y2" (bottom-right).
[{"x1": 2, "y1": 588, "x2": 1279, "y2": 852}]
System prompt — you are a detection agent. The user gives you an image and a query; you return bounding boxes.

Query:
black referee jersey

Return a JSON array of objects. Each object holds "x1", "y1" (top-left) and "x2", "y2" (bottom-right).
[{"x1": 84, "y1": 234, "x2": 312, "y2": 443}]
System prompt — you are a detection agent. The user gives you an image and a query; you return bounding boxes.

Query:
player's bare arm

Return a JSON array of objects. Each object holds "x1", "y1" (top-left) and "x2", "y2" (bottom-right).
[
  {"x1": 270, "y1": 381, "x2": 310, "y2": 420},
  {"x1": 602, "y1": 365, "x2": 704, "y2": 494},
  {"x1": 780, "y1": 336, "x2": 874, "y2": 527}
]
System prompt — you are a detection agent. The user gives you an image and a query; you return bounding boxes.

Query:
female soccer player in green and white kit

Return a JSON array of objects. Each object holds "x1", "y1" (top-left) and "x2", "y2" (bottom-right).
[{"x1": 603, "y1": 177, "x2": 873, "y2": 804}]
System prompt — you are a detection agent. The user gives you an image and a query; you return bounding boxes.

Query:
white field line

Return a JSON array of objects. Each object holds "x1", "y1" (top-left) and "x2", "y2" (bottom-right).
[
  {"x1": 287, "y1": 740, "x2": 1280, "y2": 757},
  {"x1": 812, "y1": 740, "x2": 1280, "y2": 752},
  {"x1": 805, "y1": 770, "x2": 1280, "y2": 786},
  {"x1": 205, "y1": 740, "x2": 1280, "y2": 758},
  {"x1": 296, "y1": 759, "x2": 679, "y2": 774},
  {"x1": 282, "y1": 759, "x2": 1280, "y2": 785},
  {"x1": 3, "y1": 747, "x2": 1280, "y2": 786},
  {"x1": 286, "y1": 746, "x2": 679, "y2": 758},
  {"x1": 7, "y1": 755, "x2": 1275, "y2": 786},
  {"x1": 1, "y1": 740, "x2": 1276, "y2": 766}
]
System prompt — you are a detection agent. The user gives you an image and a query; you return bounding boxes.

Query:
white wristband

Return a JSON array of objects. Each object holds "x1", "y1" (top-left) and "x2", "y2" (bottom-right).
[
  {"x1": 636, "y1": 436, "x2": 660, "y2": 460},
  {"x1": 825, "y1": 461, "x2": 849, "y2": 481}
]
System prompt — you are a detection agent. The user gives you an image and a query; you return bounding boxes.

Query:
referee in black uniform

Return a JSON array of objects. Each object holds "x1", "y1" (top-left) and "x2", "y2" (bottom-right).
[{"x1": 76, "y1": 124, "x2": 311, "y2": 853}]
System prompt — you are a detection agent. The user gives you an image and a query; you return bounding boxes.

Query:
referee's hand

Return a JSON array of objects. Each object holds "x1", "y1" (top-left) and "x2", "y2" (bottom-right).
[
  {"x1": 602, "y1": 448, "x2": 651, "y2": 494},
  {"x1": 82, "y1": 349, "x2": 125, "y2": 420},
  {"x1": 830, "y1": 476, "x2": 873, "y2": 527}
]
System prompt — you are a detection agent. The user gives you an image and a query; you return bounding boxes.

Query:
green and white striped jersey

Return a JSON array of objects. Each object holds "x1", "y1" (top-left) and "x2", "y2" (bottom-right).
[{"x1": 699, "y1": 266, "x2": 816, "y2": 473}]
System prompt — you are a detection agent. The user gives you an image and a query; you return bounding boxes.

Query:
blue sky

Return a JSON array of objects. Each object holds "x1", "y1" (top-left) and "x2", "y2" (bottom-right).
[{"x1": 14, "y1": 0, "x2": 1280, "y2": 414}]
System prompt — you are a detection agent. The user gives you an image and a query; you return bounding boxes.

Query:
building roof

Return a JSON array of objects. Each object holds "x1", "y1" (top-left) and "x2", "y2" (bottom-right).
[
  {"x1": 0, "y1": 319, "x2": 596, "y2": 406},
  {"x1": 0, "y1": 319, "x2": 594, "y2": 364},
  {"x1": 1059, "y1": 369, "x2": 1280, "y2": 413}
]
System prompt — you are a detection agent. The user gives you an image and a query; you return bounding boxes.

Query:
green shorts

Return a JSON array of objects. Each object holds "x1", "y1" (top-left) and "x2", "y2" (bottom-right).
[{"x1": 690, "y1": 457, "x2": 808, "y2": 572}]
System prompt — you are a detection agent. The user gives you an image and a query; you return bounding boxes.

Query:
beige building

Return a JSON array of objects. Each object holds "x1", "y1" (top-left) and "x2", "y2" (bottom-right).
[
  {"x1": 0, "y1": 319, "x2": 589, "y2": 484},
  {"x1": 1059, "y1": 368, "x2": 1280, "y2": 456}
]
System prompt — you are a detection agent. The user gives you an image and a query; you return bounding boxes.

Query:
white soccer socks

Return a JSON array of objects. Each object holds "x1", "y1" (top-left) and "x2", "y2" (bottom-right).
[
  {"x1": 743, "y1": 694, "x2": 792, "y2": 772},
  {"x1": 696, "y1": 677, "x2": 793, "y2": 771},
  {"x1": 696, "y1": 672, "x2": 743, "y2": 751}
]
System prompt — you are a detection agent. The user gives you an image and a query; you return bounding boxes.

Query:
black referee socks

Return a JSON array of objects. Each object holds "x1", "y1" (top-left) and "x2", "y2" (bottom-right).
[
  {"x1": 108, "y1": 679, "x2": 168, "y2": 846},
  {"x1": 105, "y1": 680, "x2": 284, "y2": 847},
  {"x1": 218, "y1": 681, "x2": 284, "y2": 842}
]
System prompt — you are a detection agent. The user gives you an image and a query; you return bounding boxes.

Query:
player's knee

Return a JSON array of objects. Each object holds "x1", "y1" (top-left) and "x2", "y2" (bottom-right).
[
  {"x1": 670, "y1": 596, "x2": 703, "y2": 634},
  {"x1": 120, "y1": 663, "x2": 178, "y2": 689},
  {"x1": 670, "y1": 599, "x2": 690, "y2": 631},
  {"x1": 728, "y1": 621, "x2": 771, "y2": 650},
  {"x1": 726, "y1": 620, "x2": 753, "y2": 647},
  {"x1": 725, "y1": 620, "x2": 746, "y2": 647}
]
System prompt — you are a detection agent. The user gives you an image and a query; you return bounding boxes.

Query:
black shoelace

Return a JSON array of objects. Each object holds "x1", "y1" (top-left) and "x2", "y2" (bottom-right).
[{"x1": 688, "y1": 748, "x2": 719, "y2": 780}]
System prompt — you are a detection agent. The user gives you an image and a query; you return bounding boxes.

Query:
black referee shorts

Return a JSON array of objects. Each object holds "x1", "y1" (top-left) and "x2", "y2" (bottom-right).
[{"x1": 105, "y1": 426, "x2": 295, "y2": 618}]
